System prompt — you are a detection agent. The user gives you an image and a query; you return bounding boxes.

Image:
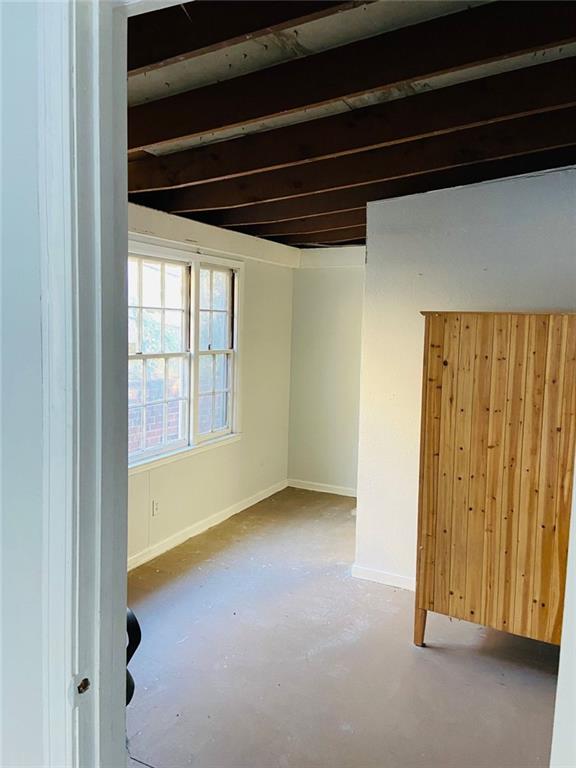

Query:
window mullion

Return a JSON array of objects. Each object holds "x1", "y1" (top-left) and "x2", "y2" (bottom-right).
[
  {"x1": 209, "y1": 268, "x2": 213, "y2": 352},
  {"x1": 163, "y1": 402, "x2": 168, "y2": 447},
  {"x1": 138, "y1": 258, "x2": 143, "y2": 355},
  {"x1": 191, "y1": 262, "x2": 200, "y2": 446},
  {"x1": 160, "y1": 261, "x2": 165, "y2": 354},
  {"x1": 142, "y1": 365, "x2": 147, "y2": 452},
  {"x1": 138, "y1": 259, "x2": 144, "y2": 451},
  {"x1": 229, "y1": 271, "x2": 237, "y2": 434}
]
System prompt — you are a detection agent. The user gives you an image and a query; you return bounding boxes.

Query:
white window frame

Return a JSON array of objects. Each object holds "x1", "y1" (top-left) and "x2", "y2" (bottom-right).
[
  {"x1": 193, "y1": 262, "x2": 238, "y2": 445},
  {"x1": 128, "y1": 256, "x2": 191, "y2": 463},
  {"x1": 128, "y1": 236, "x2": 243, "y2": 468}
]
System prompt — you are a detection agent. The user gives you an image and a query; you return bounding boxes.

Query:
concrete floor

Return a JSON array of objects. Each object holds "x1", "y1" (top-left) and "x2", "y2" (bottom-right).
[{"x1": 126, "y1": 488, "x2": 559, "y2": 768}]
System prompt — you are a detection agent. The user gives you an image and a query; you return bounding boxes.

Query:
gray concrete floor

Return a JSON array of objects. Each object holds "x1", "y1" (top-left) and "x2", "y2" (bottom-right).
[{"x1": 126, "y1": 488, "x2": 559, "y2": 768}]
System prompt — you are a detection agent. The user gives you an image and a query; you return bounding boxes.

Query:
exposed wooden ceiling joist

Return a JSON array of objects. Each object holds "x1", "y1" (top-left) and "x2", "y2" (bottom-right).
[
  {"x1": 128, "y1": 56, "x2": 576, "y2": 193},
  {"x1": 241, "y1": 210, "x2": 367, "y2": 237},
  {"x1": 128, "y1": 2, "x2": 355, "y2": 75},
  {"x1": 186, "y1": 147, "x2": 576, "y2": 227},
  {"x1": 128, "y1": 1, "x2": 484, "y2": 109},
  {"x1": 276, "y1": 226, "x2": 368, "y2": 246},
  {"x1": 131, "y1": 108, "x2": 576, "y2": 212},
  {"x1": 128, "y1": 2, "x2": 576, "y2": 154}
]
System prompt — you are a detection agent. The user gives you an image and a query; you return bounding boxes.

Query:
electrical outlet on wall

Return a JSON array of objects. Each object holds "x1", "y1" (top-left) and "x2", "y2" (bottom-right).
[{"x1": 152, "y1": 500, "x2": 159, "y2": 517}]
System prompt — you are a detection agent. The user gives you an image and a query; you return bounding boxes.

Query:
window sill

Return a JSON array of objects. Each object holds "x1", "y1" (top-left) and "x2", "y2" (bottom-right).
[{"x1": 128, "y1": 433, "x2": 242, "y2": 476}]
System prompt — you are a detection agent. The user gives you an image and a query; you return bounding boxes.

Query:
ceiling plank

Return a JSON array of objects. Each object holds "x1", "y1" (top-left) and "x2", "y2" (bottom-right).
[
  {"x1": 184, "y1": 147, "x2": 576, "y2": 226},
  {"x1": 128, "y1": 1, "x2": 352, "y2": 75},
  {"x1": 242, "y1": 209, "x2": 366, "y2": 237},
  {"x1": 128, "y1": 57, "x2": 576, "y2": 192},
  {"x1": 132, "y1": 109, "x2": 576, "y2": 212},
  {"x1": 128, "y1": 2, "x2": 576, "y2": 152},
  {"x1": 275, "y1": 226, "x2": 367, "y2": 245}
]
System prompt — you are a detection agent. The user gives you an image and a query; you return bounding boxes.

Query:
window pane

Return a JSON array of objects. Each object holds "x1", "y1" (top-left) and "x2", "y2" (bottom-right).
[
  {"x1": 214, "y1": 354, "x2": 228, "y2": 391},
  {"x1": 142, "y1": 309, "x2": 162, "y2": 353},
  {"x1": 128, "y1": 259, "x2": 139, "y2": 306},
  {"x1": 198, "y1": 395, "x2": 212, "y2": 434},
  {"x1": 165, "y1": 264, "x2": 183, "y2": 309},
  {"x1": 167, "y1": 400, "x2": 186, "y2": 443},
  {"x1": 199, "y1": 311, "x2": 210, "y2": 351},
  {"x1": 127, "y1": 256, "x2": 195, "y2": 462},
  {"x1": 145, "y1": 404, "x2": 164, "y2": 448},
  {"x1": 128, "y1": 407, "x2": 143, "y2": 455},
  {"x1": 212, "y1": 270, "x2": 229, "y2": 311},
  {"x1": 128, "y1": 308, "x2": 140, "y2": 355},
  {"x1": 200, "y1": 268, "x2": 211, "y2": 309},
  {"x1": 213, "y1": 393, "x2": 227, "y2": 431},
  {"x1": 145, "y1": 358, "x2": 165, "y2": 403},
  {"x1": 142, "y1": 261, "x2": 161, "y2": 307},
  {"x1": 199, "y1": 355, "x2": 213, "y2": 393},
  {"x1": 164, "y1": 310, "x2": 183, "y2": 352},
  {"x1": 128, "y1": 360, "x2": 143, "y2": 405},
  {"x1": 212, "y1": 312, "x2": 229, "y2": 350},
  {"x1": 166, "y1": 357, "x2": 185, "y2": 400}
]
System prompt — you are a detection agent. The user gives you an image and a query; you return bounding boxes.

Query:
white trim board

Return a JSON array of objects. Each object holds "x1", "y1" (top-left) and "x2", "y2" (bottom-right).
[
  {"x1": 129, "y1": 203, "x2": 300, "y2": 269},
  {"x1": 128, "y1": 232, "x2": 244, "y2": 269},
  {"x1": 128, "y1": 480, "x2": 288, "y2": 570},
  {"x1": 351, "y1": 564, "x2": 416, "y2": 592},
  {"x1": 129, "y1": 205, "x2": 369, "y2": 270},
  {"x1": 287, "y1": 479, "x2": 357, "y2": 497}
]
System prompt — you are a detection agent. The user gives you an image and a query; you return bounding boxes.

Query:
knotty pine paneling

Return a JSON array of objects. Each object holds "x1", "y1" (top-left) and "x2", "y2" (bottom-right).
[{"x1": 415, "y1": 312, "x2": 576, "y2": 645}]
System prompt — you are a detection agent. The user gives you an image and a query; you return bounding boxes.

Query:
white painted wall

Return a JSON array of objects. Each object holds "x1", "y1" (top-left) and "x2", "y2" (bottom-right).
[
  {"x1": 288, "y1": 250, "x2": 364, "y2": 495},
  {"x1": 127, "y1": 205, "x2": 295, "y2": 567},
  {"x1": 1, "y1": 5, "x2": 45, "y2": 762},
  {"x1": 355, "y1": 169, "x2": 576, "y2": 589},
  {"x1": 125, "y1": 214, "x2": 367, "y2": 565}
]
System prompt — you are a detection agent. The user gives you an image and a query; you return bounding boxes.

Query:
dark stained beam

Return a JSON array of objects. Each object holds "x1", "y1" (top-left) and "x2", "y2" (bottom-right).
[
  {"x1": 128, "y1": 57, "x2": 576, "y2": 192},
  {"x1": 128, "y1": 2, "x2": 576, "y2": 152},
  {"x1": 128, "y1": 2, "x2": 352, "y2": 74},
  {"x1": 183, "y1": 147, "x2": 576, "y2": 226},
  {"x1": 242, "y1": 209, "x2": 366, "y2": 237},
  {"x1": 275, "y1": 226, "x2": 367, "y2": 245},
  {"x1": 132, "y1": 109, "x2": 576, "y2": 212}
]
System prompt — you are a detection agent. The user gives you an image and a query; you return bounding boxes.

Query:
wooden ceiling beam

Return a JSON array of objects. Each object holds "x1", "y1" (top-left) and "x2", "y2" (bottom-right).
[
  {"x1": 132, "y1": 109, "x2": 576, "y2": 212},
  {"x1": 128, "y1": 57, "x2": 576, "y2": 192},
  {"x1": 128, "y1": 1, "x2": 352, "y2": 75},
  {"x1": 128, "y1": 2, "x2": 576, "y2": 152},
  {"x1": 241, "y1": 209, "x2": 366, "y2": 237},
  {"x1": 275, "y1": 226, "x2": 367, "y2": 245},
  {"x1": 184, "y1": 147, "x2": 576, "y2": 226}
]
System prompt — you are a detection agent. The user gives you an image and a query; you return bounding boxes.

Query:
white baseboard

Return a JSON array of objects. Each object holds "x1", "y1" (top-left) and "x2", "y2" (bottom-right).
[
  {"x1": 351, "y1": 564, "x2": 415, "y2": 591},
  {"x1": 127, "y1": 479, "x2": 288, "y2": 571},
  {"x1": 287, "y1": 478, "x2": 356, "y2": 497}
]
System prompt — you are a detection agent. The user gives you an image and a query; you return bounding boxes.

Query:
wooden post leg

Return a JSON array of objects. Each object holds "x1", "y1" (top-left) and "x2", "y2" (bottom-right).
[{"x1": 414, "y1": 608, "x2": 427, "y2": 647}]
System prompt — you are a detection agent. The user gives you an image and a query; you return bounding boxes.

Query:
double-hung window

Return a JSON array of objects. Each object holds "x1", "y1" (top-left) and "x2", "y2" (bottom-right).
[
  {"x1": 196, "y1": 266, "x2": 235, "y2": 441},
  {"x1": 128, "y1": 254, "x2": 238, "y2": 465}
]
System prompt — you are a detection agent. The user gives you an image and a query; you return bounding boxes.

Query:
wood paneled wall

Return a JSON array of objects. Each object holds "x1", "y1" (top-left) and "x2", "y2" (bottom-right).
[{"x1": 415, "y1": 312, "x2": 576, "y2": 646}]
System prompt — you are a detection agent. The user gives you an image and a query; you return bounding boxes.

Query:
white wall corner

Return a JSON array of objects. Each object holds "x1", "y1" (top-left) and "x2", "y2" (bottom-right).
[
  {"x1": 299, "y1": 246, "x2": 366, "y2": 269},
  {"x1": 351, "y1": 564, "x2": 416, "y2": 592},
  {"x1": 288, "y1": 479, "x2": 357, "y2": 497},
  {"x1": 128, "y1": 479, "x2": 288, "y2": 570}
]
